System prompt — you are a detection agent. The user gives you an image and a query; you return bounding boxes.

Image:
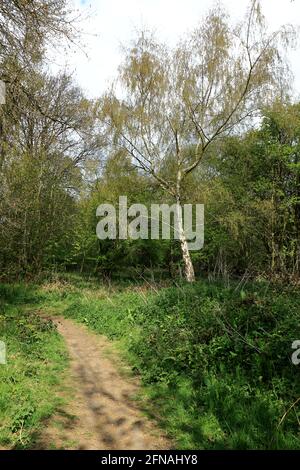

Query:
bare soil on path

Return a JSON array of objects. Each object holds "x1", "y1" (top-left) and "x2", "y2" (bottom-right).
[{"x1": 37, "y1": 317, "x2": 170, "y2": 450}]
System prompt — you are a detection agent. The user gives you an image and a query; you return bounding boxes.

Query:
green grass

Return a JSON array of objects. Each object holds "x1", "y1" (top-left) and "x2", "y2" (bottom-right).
[
  {"x1": 31, "y1": 275, "x2": 300, "y2": 449},
  {"x1": 1, "y1": 276, "x2": 300, "y2": 449},
  {"x1": 0, "y1": 284, "x2": 68, "y2": 449}
]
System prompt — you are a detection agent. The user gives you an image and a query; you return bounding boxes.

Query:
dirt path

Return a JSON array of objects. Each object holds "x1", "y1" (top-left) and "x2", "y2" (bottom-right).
[{"x1": 37, "y1": 317, "x2": 170, "y2": 450}]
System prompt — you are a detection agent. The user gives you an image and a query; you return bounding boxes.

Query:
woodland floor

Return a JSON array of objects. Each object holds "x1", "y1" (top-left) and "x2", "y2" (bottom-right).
[{"x1": 34, "y1": 317, "x2": 170, "y2": 450}]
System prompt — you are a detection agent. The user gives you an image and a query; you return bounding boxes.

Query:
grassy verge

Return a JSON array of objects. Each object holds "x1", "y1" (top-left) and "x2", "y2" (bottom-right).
[
  {"x1": 0, "y1": 284, "x2": 68, "y2": 449},
  {"x1": 34, "y1": 275, "x2": 300, "y2": 449},
  {"x1": 1, "y1": 275, "x2": 299, "y2": 449}
]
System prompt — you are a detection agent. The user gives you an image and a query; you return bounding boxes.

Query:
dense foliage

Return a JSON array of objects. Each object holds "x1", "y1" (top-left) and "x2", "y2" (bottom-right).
[{"x1": 0, "y1": 1, "x2": 299, "y2": 282}]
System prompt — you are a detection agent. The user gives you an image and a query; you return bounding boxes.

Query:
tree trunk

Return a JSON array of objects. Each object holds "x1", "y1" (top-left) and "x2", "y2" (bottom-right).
[{"x1": 176, "y1": 199, "x2": 195, "y2": 283}]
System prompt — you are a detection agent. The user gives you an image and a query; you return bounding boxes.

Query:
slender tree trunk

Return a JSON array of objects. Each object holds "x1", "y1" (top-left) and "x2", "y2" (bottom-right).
[{"x1": 176, "y1": 197, "x2": 195, "y2": 283}]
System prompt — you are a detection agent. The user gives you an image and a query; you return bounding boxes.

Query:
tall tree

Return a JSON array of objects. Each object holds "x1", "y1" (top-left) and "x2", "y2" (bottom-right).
[
  {"x1": 0, "y1": 0, "x2": 102, "y2": 276},
  {"x1": 101, "y1": 0, "x2": 296, "y2": 282},
  {"x1": 0, "y1": 0, "x2": 75, "y2": 65},
  {"x1": 0, "y1": 69, "x2": 99, "y2": 274}
]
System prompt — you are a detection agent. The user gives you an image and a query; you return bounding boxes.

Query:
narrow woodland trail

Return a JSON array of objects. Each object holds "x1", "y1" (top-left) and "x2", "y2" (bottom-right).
[{"x1": 37, "y1": 317, "x2": 170, "y2": 450}]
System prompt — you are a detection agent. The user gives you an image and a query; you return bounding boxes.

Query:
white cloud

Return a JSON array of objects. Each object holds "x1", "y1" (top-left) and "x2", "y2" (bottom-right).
[{"x1": 53, "y1": 0, "x2": 300, "y2": 98}]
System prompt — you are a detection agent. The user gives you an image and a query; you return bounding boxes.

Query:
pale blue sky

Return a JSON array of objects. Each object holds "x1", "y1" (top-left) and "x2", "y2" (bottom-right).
[{"x1": 54, "y1": 0, "x2": 300, "y2": 98}]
